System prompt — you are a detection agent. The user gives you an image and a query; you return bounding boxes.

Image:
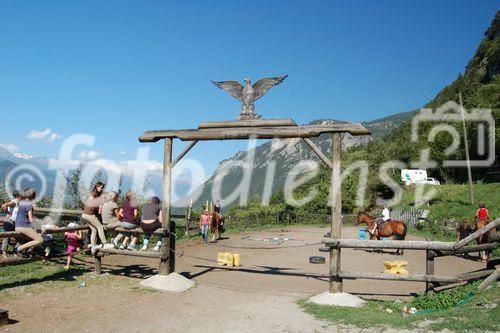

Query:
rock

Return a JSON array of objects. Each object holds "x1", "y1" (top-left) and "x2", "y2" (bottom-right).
[{"x1": 308, "y1": 292, "x2": 365, "y2": 307}]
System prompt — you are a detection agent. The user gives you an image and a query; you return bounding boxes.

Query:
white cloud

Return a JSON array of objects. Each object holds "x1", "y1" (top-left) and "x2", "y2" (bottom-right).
[
  {"x1": 27, "y1": 128, "x2": 60, "y2": 142},
  {"x1": 120, "y1": 150, "x2": 128, "y2": 155},
  {"x1": 0, "y1": 143, "x2": 20, "y2": 154},
  {"x1": 79, "y1": 150, "x2": 101, "y2": 160}
]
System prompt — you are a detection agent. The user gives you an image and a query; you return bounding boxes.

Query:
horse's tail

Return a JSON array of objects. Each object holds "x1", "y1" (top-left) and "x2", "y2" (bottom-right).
[{"x1": 395, "y1": 222, "x2": 407, "y2": 240}]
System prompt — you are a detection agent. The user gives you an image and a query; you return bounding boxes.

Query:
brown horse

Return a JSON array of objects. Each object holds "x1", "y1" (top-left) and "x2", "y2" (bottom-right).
[
  {"x1": 475, "y1": 219, "x2": 495, "y2": 262},
  {"x1": 355, "y1": 212, "x2": 408, "y2": 255},
  {"x1": 209, "y1": 211, "x2": 225, "y2": 242}
]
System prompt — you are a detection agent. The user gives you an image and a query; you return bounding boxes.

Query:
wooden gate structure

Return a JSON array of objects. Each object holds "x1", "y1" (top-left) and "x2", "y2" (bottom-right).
[{"x1": 138, "y1": 118, "x2": 370, "y2": 292}]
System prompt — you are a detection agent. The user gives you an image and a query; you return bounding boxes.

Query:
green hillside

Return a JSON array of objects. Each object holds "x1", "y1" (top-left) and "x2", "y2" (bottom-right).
[{"x1": 229, "y1": 11, "x2": 500, "y2": 217}]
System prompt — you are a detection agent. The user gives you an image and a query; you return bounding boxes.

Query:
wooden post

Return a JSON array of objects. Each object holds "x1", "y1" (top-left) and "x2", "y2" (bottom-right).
[
  {"x1": 94, "y1": 254, "x2": 102, "y2": 274},
  {"x1": 459, "y1": 92, "x2": 474, "y2": 205},
  {"x1": 426, "y1": 249, "x2": 436, "y2": 293},
  {"x1": 169, "y1": 221, "x2": 176, "y2": 274},
  {"x1": 159, "y1": 137, "x2": 173, "y2": 275},
  {"x1": 330, "y1": 133, "x2": 343, "y2": 293}
]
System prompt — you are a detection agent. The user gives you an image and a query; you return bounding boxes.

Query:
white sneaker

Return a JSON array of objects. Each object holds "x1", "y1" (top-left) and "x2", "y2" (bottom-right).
[
  {"x1": 91, "y1": 244, "x2": 103, "y2": 255},
  {"x1": 119, "y1": 244, "x2": 125, "y2": 250},
  {"x1": 153, "y1": 246, "x2": 160, "y2": 252},
  {"x1": 103, "y1": 243, "x2": 114, "y2": 249},
  {"x1": 127, "y1": 244, "x2": 136, "y2": 251},
  {"x1": 140, "y1": 244, "x2": 147, "y2": 251}
]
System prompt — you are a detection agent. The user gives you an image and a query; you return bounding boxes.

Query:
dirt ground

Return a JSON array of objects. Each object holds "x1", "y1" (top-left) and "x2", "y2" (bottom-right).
[{"x1": 0, "y1": 226, "x2": 486, "y2": 333}]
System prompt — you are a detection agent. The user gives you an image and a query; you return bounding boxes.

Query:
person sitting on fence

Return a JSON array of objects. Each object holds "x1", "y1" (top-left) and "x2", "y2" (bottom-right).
[
  {"x1": 199, "y1": 210, "x2": 211, "y2": 244},
  {"x1": 139, "y1": 196, "x2": 163, "y2": 252},
  {"x1": 14, "y1": 188, "x2": 43, "y2": 257},
  {"x1": 369, "y1": 205, "x2": 391, "y2": 235},
  {"x1": 82, "y1": 182, "x2": 114, "y2": 254},
  {"x1": 1, "y1": 190, "x2": 21, "y2": 259},
  {"x1": 117, "y1": 191, "x2": 139, "y2": 250},
  {"x1": 456, "y1": 218, "x2": 472, "y2": 242},
  {"x1": 100, "y1": 191, "x2": 123, "y2": 246},
  {"x1": 64, "y1": 222, "x2": 83, "y2": 270}
]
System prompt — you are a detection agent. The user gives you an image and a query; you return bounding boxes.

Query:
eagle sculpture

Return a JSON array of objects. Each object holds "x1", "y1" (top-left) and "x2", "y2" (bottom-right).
[{"x1": 211, "y1": 75, "x2": 288, "y2": 120}]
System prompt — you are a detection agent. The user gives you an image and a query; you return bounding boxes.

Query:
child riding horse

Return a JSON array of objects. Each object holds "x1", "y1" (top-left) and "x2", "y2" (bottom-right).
[{"x1": 355, "y1": 212, "x2": 408, "y2": 255}]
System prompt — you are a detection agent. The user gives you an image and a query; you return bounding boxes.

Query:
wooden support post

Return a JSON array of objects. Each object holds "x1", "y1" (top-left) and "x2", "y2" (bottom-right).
[
  {"x1": 329, "y1": 133, "x2": 342, "y2": 293},
  {"x1": 426, "y1": 249, "x2": 435, "y2": 293},
  {"x1": 169, "y1": 221, "x2": 176, "y2": 274},
  {"x1": 94, "y1": 254, "x2": 102, "y2": 274},
  {"x1": 159, "y1": 137, "x2": 173, "y2": 275}
]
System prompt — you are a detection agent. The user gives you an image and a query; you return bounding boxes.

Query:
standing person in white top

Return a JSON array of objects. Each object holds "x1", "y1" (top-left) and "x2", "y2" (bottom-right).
[{"x1": 382, "y1": 205, "x2": 390, "y2": 221}]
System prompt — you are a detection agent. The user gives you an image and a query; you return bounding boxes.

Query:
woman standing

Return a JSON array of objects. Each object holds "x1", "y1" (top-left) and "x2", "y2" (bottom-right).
[
  {"x1": 81, "y1": 182, "x2": 113, "y2": 254},
  {"x1": 199, "y1": 210, "x2": 211, "y2": 244}
]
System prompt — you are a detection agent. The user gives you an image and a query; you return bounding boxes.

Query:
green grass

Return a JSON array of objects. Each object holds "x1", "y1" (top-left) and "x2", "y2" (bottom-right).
[
  {"x1": 398, "y1": 182, "x2": 499, "y2": 223},
  {"x1": 299, "y1": 282, "x2": 500, "y2": 332}
]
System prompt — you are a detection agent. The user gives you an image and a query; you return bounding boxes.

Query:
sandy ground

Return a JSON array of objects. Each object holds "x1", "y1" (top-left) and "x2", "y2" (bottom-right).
[{"x1": 0, "y1": 226, "x2": 486, "y2": 333}]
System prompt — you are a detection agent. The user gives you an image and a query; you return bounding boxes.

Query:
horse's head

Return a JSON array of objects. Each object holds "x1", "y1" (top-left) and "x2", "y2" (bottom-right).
[{"x1": 354, "y1": 212, "x2": 364, "y2": 226}]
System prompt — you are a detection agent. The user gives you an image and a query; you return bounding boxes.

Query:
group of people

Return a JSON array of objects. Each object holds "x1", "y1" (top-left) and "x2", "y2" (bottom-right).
[
  {"x1": 81, "y1": 182, "x2": 164, "y2": 255},
  {"x1": 0, "y1": 182, "x2": 165, "y2": 269}
]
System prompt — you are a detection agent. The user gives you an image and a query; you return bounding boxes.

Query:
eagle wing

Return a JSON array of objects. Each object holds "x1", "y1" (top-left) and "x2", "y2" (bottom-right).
[
  {"x1": 251, "y1": 75, "x2": 288, "y2": 101},
  {"x1": 211, "y1": 80, "x2": 243, "y2": 100}
]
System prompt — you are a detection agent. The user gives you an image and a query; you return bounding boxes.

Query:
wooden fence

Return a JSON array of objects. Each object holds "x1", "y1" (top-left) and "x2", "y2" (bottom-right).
[{"x1": 322, "y1": 218, "x2": 500, "y2": 293}]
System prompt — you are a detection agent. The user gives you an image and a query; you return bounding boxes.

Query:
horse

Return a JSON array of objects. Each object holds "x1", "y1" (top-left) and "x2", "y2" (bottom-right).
[
  {"x1": 355, "y1": 212, "x2": 408, "y2": 255},
  {"x1": 209, "y1": 211, "x2": 225, "y2": 242},
  {"x1": 475, "y1": 219, "x2": 495, "y2": 262}
]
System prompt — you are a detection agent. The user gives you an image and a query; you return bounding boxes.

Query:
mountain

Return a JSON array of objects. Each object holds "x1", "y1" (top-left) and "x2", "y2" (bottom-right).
[
  {"x1": 187, "y1": 110, "x2": 417, "y2": 211},
  {"x1": 189, "y1": 11, "x2": 500, "y2": 211}
]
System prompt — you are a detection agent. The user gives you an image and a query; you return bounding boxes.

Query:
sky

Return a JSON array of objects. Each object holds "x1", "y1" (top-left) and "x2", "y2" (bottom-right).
[{"x1": 0, "y1": 0, "x2": 498, "y2": 178}]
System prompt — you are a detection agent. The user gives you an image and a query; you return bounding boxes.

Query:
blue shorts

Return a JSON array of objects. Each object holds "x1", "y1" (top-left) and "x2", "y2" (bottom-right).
[{"x1": 120, "y1": 222, "x2": 137, "y2": 229}]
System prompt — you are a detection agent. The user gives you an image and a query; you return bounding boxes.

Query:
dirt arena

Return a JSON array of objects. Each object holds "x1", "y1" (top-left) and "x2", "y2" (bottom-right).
[{"x1": 0, "y1": 226, "x2": 485, "y2": 333}]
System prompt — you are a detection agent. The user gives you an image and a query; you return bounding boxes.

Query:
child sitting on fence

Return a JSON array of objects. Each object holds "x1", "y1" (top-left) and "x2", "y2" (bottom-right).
[
  {"x1": 14, "y1": 188, "x2": 43, "y2": 256},
  {"x1": 139, "y1": 197, "x2": 163, "y2": 252},
  {"x1": 117, "y1": 192, "x2": 139, "y2": 250},
  {"x1": 64, "y1": 222, "x2": 82, "y2": 270}
]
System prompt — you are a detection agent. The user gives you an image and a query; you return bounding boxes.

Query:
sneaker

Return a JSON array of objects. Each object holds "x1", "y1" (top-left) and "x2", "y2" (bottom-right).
[
  {"x1": 119, "y1": 244, "x2": 125, "y2": 250},
  {"x1": 103, "y1": 243, "x2": 114, "y2": 250},
  {"x1": 127, "y1": 244, "x2": 136, "y2": 251},
  {"x1": 140, "y1": 244, "x2": 147, "y2": 251},
  {"x1": 44, "y1": 247, "x2": 51, "y2": 257},
  {"x1": 153, "y1": 245, "x2": 160, "y2": 252},
  {"x1": 112, "y1": 238, "x2": 119, "y2": 249},
  {"x1": 91, "y1": 244, "x2": 103, "y2": 255}
]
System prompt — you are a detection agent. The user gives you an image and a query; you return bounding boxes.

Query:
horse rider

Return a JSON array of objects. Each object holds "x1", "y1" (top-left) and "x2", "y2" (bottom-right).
[
  {"x1": 214, "y1": 200, "x2": 223, "y2": 219},
  {"x1": 473, "y1": 202, "x2": 489, "y2": 230},
  {"x1": 369, "y1": 205, "x2": 390, "y2": 236}
]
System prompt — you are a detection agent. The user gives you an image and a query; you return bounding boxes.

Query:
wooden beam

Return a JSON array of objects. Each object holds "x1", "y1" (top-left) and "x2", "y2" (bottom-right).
[
  {"x1": 426, "y1": 249, "x2": 435, "y2": 293},
  {"x1": 432, "y1": 243, "x2": 498, "y2": 257},
  {"x1": 453, "y1": 218, "x2": 500, "y2": 249},
  {"x1": 303, "y1": 138, "x2": 333, "y2": 170},
  {"x1": 97, "y1": 248, "x2": 162, "y2": 259},
  {"x1": 338, "y1": 271, "x2": 460, "y2": 283},
  {"x1": 0, "y1": 225, "x2": 89, "y2": 239},
  {"x1": 139, "y1": 124, "x2": 371, "y2": 142},
  {"x1": 457, "y1": 269, "x2": 495, "y2": 281},
  {"x1": 325, "y1": 238, "x2": 457, "y2": 251},
  {"x1": 478, "y1": 268, "x2": 500, "y2": 291},
  {"x1": 329, "y1": 133, "x2": 342, "y2": 293},
  {"x1": 198, "y1": 119, "x2": 297, "y2": 128},
  {"x1": 171, "y1": 140, "x2": 198, "y2": 168},
  {"x1": 34, "y1": 207, "x2": 82, "y2": 216}
]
